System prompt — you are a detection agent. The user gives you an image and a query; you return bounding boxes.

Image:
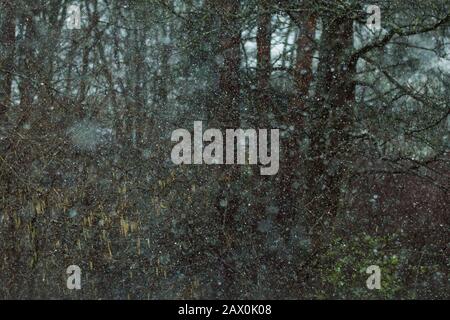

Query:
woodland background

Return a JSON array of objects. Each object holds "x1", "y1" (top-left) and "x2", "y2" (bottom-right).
[{"x1": 0, "y1": 0, "x2": 449, "y2": 299}]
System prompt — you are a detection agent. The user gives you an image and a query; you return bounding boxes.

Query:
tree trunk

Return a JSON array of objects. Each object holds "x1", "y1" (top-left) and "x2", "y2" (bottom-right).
[
  {"x1": 17, "y1": 9, "x2": 35, "y2": 126},
  {"x1": 256, "y1": 0, "x2": 271, "y2": 124},
  {"x1": 0, "y1": 0, "x2": 16, "y2": 120},
  {"x1": 305, "y1": 13, "x2": 356, "y2": 249},
  {"x1": 212, "y1": 0, "x2": 241, "y2": 298},
  {"x1": 279, "y1": 13, "x2": 316, "y2": 236}
]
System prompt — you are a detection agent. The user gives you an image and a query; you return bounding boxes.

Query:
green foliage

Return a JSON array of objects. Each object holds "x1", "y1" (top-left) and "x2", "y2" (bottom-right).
[{"x1": 317, "y1": 233, "x2": 410, "y2": 299}]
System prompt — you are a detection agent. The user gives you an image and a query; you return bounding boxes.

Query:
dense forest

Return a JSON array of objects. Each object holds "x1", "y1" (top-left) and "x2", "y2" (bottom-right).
[{"x1": 0, "y1": 0, "x2": 448, "y2": 299}]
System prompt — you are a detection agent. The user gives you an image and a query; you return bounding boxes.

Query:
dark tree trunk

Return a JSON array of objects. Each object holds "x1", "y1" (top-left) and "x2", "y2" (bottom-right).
[
  {"x1": 78, "y1": 0, "x2": 100, "y2": 118},
  {"x1": 278, "y1": 13, "x2": 316, "y2": 235},
  {"x1": 305, "y1": 13, "x2": 356, "y2": 249},
  {"x1": 0, "y1": 0, "x2": 16, "y2": 120},
  {"x1": 17, "y1": 9, "x2": 35, "y2": 126},
  {"x1": 212, "y1": 0, "x2": 241, "y2": 299},
  {"x1": 256, "y1": 0, "x2": 271, "y2": 123}
]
